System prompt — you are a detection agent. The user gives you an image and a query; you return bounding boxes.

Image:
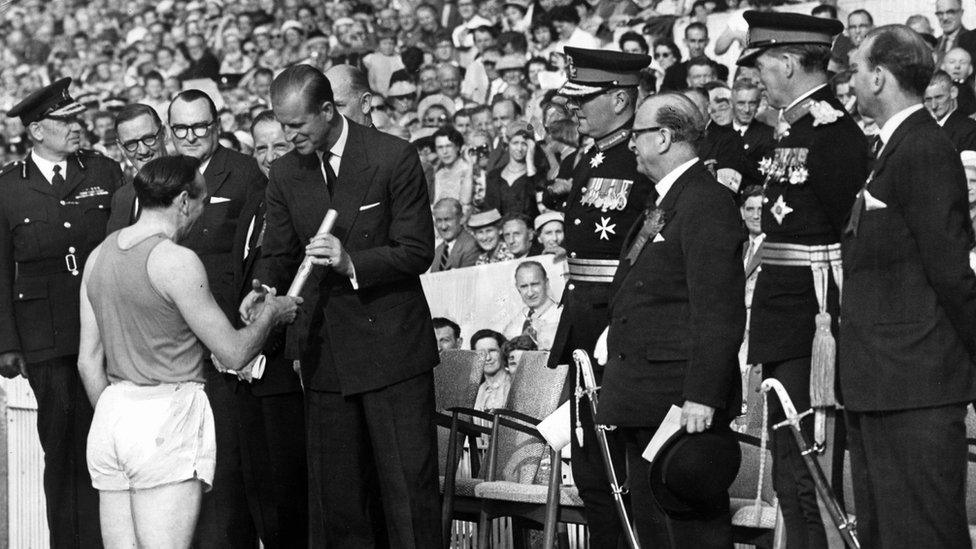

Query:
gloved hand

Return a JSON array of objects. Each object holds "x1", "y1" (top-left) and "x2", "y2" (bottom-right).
[{"x1": 593, "y1": 326, "x2": 609, "y2": 366}]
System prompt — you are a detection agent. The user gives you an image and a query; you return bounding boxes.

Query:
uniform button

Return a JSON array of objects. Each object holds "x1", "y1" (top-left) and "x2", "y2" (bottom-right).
[
  {"x1": 68, "y1": 246, "x2": 76, "y2": 253},
  {"x1": 368, "y1": 317, "x2": 376, "y2": 323},
  {"x1": 23, "y1": 218, "x2": 29, "y2": 223},
  {"x1": 567, "y1": 283, "x2": 575, "y2": 291},
  {"x1": 63, "y1": 222, "x2": 71, "y2": 228},
  {"x1": 17, "y1": 293, "x2": 23, "y2": 299},
  {"x1": 203, "y1": 229, "x2": 209, "y2": 234},
  {"x1": 59, "y1": 200, "x2": 66, "y2": 205},
  {"x1": 617, "y1": 353, "x2": 625, "y2": 360},
  {"x1": 581, "y1": 187, "x2": 587, "y2": 193},
  {"x1": 635, "y1": 281, "x2": 644, "y2": 288},
  {"x1": 574, "y1": 218, "x2": 581, "y2": 226},
  {"x1": 763, "y1": 197, "x2": 769, "y2": 204},
  {"x1": 362, "y1": 231, "x2": 369, "y2": 238},
  {"x1": 570, "y1": 252, "x2": 577, "y2": 258}
]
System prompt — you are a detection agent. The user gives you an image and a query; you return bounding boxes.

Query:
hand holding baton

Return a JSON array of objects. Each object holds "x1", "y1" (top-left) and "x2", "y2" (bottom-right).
[{"x1": 288, "y1": 209, "x2": 339, "y2": 297}]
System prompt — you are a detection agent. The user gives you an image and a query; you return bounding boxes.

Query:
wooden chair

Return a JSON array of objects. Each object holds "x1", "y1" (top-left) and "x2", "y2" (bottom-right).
[
  {"x1": 471, "y1": 351, "x2": 582, "y2": 548},
  {"x1": 435, "y1": 350, "x2": 490, "y2": 549}
]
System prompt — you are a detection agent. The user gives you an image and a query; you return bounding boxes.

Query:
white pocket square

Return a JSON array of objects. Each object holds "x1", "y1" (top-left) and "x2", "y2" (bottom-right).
[
  {"x1": 652, "y1": 233, "x2": 666, "y2": 243},
  {"x1": 864, "y1": 190, "x2": 887, "y2": 211},
  {"x1": 210, "y1": 196, "x2": 231, "y2": 204},
  {"x1": 359, "y1": 201, "x2": 381, "y2": 211}
]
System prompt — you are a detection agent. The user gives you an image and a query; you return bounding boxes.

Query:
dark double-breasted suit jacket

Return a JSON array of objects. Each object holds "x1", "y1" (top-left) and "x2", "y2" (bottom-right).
[
  {"x1": 840, "y1": 108, "x2": 976, "y2": 412},
  {"x1": 258, "y1": 119, "x2": 438, "y2": 394},
  {"x1": 597, "y1": 161, "x2": 746, "y2": 428}
]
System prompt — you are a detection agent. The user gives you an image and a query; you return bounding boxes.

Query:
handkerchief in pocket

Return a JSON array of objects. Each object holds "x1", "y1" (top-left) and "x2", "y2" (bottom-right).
[
  {"x1": 864, "y1": 190, "x2": 887, "y2": 211},
  {"x1": 360, "y1": 201, "x2": 381, "y2": 211},
  {"x1": 652, "y1": 233, "x2": 666, "y2": 243},
  {"x1": 210, "y1": 196, "x2": 231, "y2": 204}
]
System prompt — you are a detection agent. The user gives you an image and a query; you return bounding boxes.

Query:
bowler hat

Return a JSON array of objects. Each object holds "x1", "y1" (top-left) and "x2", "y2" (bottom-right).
[{"x1": 648, "y1": 427, "x2": 741, "y2": 519}]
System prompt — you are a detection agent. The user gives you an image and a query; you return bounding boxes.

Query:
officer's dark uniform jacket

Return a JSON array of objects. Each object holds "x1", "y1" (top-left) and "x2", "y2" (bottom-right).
[
  {"x1": 0, "y1": 151, "x2": 123, "y2": 363},
  {"x1": 548, "y1": 122, "x2": 654, "y2": 368},
  {"x1": 747, "y1": 85, "x2": 869, "y2": 364}
]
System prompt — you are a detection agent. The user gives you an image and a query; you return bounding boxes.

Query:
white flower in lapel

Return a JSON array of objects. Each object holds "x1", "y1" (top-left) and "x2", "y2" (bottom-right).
[{"x1": 809, "y1": 101, "x2": 844, "y2": 127}]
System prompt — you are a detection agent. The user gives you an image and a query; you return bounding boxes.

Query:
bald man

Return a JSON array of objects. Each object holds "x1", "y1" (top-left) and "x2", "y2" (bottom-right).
[
  {"x1": 325, "y1": 64, "x2": 374, "y2": 126},
  {"x1": 944, "y1": 47, "x2": 976, "y2": 115}
]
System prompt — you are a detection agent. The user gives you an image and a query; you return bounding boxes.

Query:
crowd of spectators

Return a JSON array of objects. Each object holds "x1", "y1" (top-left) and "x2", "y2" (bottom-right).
[{"x1": 6, "y1": 0, "x2": 976, "y2": 424}]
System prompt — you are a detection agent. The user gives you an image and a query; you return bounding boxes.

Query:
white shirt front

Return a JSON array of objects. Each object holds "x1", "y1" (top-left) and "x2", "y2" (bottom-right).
[
  {"x1": 503, "y1": 299, "x2": 563, "y2": 351},
  {"x1": 30, "y1": 152, "x2": 67, "y2": 185},
  {"x1": 316, "y1": 115, "x2": 349, "y2": 184},
  {"x1": 655, "y1": 157, "x2": 700, "y2": 206},
  {"x1": 937, "y1": 107, "x2": 956, "y2": 127}
]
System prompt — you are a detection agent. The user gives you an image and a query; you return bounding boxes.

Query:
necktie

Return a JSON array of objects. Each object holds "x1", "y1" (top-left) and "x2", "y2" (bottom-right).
[
  {"x1": 51, "y1": 164, "x2": 64, "y2": 187},
  {"x1": 322, "y1": 152, "x2": 338, "y2": 197},
  {"x1": 522, "y1": 309, "x2": 538, "y2": 341},
  {"x1": 846, "y1": 136, "x2": 884, "y2": 236},
  {"x1": 437, "y1": 242, "x2": 450, "y2": 270},
  {"x1": 744, "y1": 238, "x2": 755, "y2": 269}
]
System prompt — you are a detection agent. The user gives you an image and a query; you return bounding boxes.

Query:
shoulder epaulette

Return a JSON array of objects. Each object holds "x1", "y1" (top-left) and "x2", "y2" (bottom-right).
[
  {"x1": 597, "y1": 129, "x2": 631, "y2": 152},
  {"x1": 0, "y1": 160, "x2": 26, "y2": 179},
  {"x1": 74, "y1": 149, "x2": 106, "y2": 170}
]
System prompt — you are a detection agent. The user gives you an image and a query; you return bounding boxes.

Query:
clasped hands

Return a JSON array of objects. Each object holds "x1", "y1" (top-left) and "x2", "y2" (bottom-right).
[{"x1": 592, "y1": 326, "x2": 714, "y2": 434}]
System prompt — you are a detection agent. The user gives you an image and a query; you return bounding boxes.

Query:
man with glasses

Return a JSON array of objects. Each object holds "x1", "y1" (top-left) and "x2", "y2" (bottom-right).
[
  {"x1": 936, "y1": 0, "x2": 976, "y2": 65},
  {"x1": 545, "y1": 47, "x2": 654, "y2": 549},
  {"x1": 0, "y1": 77, "x2": 124, "y2": 548},
  {"x1": 106, "y1": 104, "x2": 168, "y2": 233},
  {"x1": 167, "y1": 88, "x2": 269, "y2": 548}
]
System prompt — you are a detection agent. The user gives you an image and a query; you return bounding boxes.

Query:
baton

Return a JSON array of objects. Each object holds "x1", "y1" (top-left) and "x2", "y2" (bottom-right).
[{"x1": 287, "y1": 209, "x2": 339, "y2": 297}]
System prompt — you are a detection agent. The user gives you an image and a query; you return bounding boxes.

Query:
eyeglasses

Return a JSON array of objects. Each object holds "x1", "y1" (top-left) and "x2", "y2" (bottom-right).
[
  {"x1": 119, "y1": 128, "x2": 162, "y2": 152},
  {"x1": 630, "y1": 126, "x2": 664, "y2": 138},
  {"x1": 936, "y1": 9, "x2": 960, "y2": 17},
  {"x1": 466, "y1": 144, "x2": 489, "y2": 158},
  {"x1": 171, "y1": 121, "x2": 215, "y2": 139}
]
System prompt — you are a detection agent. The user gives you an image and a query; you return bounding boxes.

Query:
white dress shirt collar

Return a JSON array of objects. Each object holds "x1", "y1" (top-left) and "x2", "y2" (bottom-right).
[
  {"x1": 30, "y1": 152, "x2": 67, "y2": 185},
  {"x1": 198, "y1": 155, "x2": 211, "y2": 175},
  {"x1": 937, "y1": 107, "x2": 956, "y2": 127},
  {"x1": 878, "y1": 103, "x2": 925, "y2": 153},
  {"x1": 655, "y1": 157, "x2": 699, "y2": 205}
]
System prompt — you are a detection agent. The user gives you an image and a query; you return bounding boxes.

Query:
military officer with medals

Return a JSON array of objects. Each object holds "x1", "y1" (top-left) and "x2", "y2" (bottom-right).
[
  {"x1": 739, "y1": 12, "x2": 869, "y2": 549},
  {"x1": 546, "y1": 47, "x2": 654, "y2": 549},
  {"x1": 0, "y1": 77, "x2": 124, "y2": 548}
]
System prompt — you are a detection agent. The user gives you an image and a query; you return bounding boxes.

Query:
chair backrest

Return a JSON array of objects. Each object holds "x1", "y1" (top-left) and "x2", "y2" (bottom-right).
[
  {"x1": 730, "y1": 435, "x2": 775, "y2": 506},
  {"x1": 434, "y1": 350, "x2": 486, "y2": 411},
  {"x1": 434, "y1": 350, "x2": 486, "y2": 476},
  {"x1": 489, "y1": 351, "x2": 567, "y2": 485}
]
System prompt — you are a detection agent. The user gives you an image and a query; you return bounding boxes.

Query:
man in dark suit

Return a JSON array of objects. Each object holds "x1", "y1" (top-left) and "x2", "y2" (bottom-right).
[
  {"x1": 0, "y1": 78, "x2": 124, "y2": 548},
  {"x1": 596, "y1": 92, "x2": 745, "y2": 548},
  {"x1": 244, "y1": 65, "x2": 441, "y2": 547},
  {"x1": 739, "y1": 11, "x2": 869, "y2": 549},
  {"x1": 683, "y1": 87, "x2": 752, "y2": 191},
  {"x1": 843, "y1": 25, "x2": 976, "y2": 548},
  {"x1": 731, "y1": 79, "x2": 776, "y2": 168},
  {"x1": 431, "y1": 197, "x2": 480, "y2": 272},
  {"x1": 212, "y1": 111, "x2": 308, "y2": 548},
  {"x1": 166, "y1": 89, "x2": 269, "y2": 548},
  {"x1": 935, "y1": 0, "x2": 976, "y2": 65},
  {"x1": 661, "y1": 22, "x2": 729, "y2": 92},
  {"x1": 926, "y1": 70, "x2": 976, "y2": 151},
  {"x1": 105, "y1": 104, "x2": 168, "y2": 234}
]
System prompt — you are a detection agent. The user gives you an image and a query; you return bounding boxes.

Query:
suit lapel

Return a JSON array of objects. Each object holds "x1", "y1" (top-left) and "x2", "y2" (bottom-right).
[
  {"x1": 745, "y1": 239, "x2": 764, "y2": 277},
  {"x1": 204, "y1": 146, "x2": 231, "y2": 197},
  {"x1": 329, "y1": 122, "x2": 377, "y2": 244}
]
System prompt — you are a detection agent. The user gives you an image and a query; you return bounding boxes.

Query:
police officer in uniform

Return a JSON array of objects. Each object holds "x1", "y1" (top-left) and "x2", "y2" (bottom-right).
[
  {"x1": 738, "y1": 12, "x2": 869, "y2": 548},
  {"x1": 0, "y1": 77, "x2": 124, "y2": 548},
  {"x1": 546, "y1": 47, "x2": 654, "y2": 548}
]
